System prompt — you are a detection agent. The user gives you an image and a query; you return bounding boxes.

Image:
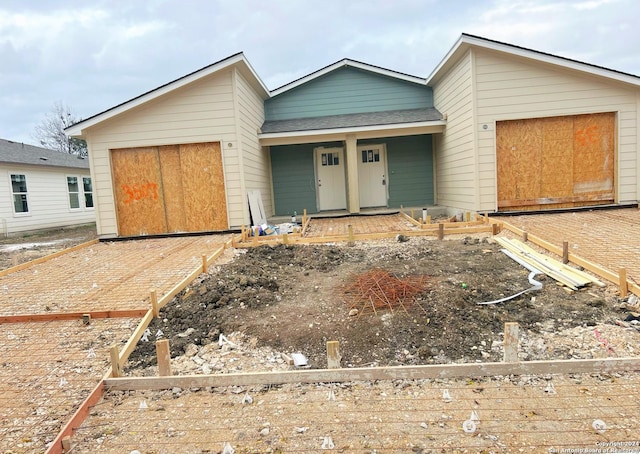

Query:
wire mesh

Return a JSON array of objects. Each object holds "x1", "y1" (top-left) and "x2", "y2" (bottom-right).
[
  {"x1": 0, "y1": 319, "x2": 137, "y2": 453},
  {"x1": 72, "y1": 373, "x2": 640, "y2": 453}
]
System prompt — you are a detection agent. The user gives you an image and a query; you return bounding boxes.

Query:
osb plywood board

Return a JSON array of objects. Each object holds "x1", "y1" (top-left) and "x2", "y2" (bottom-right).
[
  {"x1": 497, "y1": 112, "x2": 615, "y2": 211},
  {"x1": 158, "y1": 145, "x2": 187, "y2": 232},
  {"x1": 180, "y1": 142, "x2": 228, "y2": 232},
  {"x1": 111, "y1": 147, "x2": 167, "y2": 236},
  {"x1": 573, "y1": 112, "x2": 615, "y2": 195},
  {"x1": 111, "y1": 142, "x2": 227, "y2": 236}
]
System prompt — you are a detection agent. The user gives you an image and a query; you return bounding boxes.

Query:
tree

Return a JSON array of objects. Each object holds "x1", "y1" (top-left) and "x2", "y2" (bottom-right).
[{"x1": 33, "y1": 102, "x2": 88, "y2": 157}]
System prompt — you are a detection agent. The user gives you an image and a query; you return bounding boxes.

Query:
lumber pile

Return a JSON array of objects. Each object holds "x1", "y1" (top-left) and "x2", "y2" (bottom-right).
[{"x1": 495, "y1": 238, "x2": 605, "y2": 291}]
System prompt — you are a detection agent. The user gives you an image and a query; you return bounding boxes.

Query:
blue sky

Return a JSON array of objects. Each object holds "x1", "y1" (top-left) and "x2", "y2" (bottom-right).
[{"x1": 1, "y1": 0, "x2": 638, "y2": 145}]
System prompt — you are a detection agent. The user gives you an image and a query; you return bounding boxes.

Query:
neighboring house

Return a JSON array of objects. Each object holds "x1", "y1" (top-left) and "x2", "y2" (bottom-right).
[
  {"x1": 0, "y1": 139, "x2": 95, "y2": 237},
  {"x1": 66, "y1": 34, "x2": 640, "y2": 238}
]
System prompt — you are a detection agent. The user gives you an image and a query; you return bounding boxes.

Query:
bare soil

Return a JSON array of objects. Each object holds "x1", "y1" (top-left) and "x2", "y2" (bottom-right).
[
  {"x1": 0, "y1": 223, "x2": 97, "y2": 270},
  {"x1": 127, "y1": 236, "x2": 636, "y2": 373}
]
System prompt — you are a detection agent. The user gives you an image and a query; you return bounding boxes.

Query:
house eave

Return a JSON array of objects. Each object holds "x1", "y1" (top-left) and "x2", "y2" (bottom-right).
[
  {"x1": 258, "y1": 121, "x2": 446, "y2": 146},
  {"x1": 427, "y1": 34, "x2": 640, "y2": 87},
  {"x1": 66, "y1": 53, "x2": 269, "y2": 138}
]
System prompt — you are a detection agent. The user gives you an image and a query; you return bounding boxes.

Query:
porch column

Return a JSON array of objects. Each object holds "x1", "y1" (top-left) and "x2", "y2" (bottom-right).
[{"x1": 345, "y1": 134, "x2": 360, "y2": 214}]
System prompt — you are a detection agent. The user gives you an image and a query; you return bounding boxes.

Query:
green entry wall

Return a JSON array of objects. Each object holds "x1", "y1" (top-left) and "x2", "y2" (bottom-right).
[
  {"x1": 271, "y1": 136, "x2": 433, "y2": 215},
  {"x1": 361, "y1": 135, "x2": 434, "y2": 208},
  {"x1": 266, "y1": 67, "x2": 433, "y2": 121},
  {"x1": 270, "y1": 144, "x2": 319, "y2": 216}
]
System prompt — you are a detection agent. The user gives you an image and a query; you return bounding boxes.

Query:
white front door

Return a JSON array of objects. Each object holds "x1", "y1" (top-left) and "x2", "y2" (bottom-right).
[
  {"x1": 315, "y1": 147, "x2": 347, "y2": 210},
  {"x1": 357, "y1": 144, "x2": 387, "y2": 208}
]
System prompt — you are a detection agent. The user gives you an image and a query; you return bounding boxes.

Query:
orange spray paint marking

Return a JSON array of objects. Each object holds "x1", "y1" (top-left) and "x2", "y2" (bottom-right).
[
  {"x1": 121, "y1": 182, "x2": 159, "y2": 204},
  {"x1": 575, "y1": 125, "x2": 599, "y2": 146}
]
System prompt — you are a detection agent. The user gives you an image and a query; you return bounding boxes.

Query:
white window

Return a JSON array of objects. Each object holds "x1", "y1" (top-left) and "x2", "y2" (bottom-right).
[
  {"x1": 10, "y1": 174, "x2": 29, "y2": 214},
  {"x1": 83, "y1": 177, "x2": 93, "y2": 208},
  {"x1": 67, "y1": 176, "x2": 80, "y2": 209}
]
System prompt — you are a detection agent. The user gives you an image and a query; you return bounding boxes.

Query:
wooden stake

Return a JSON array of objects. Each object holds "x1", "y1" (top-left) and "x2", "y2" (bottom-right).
[
  {"x1": 252, "y1": 229, "x2": 258, "y2": 246},
  {"x1": 303, "y1": 208, "x2": 307, "y2": 226},
  {"x1": 326, "y1": 341, "x2": 341, "y2": 369},
  {"x1": 347, "y1": 225, "x2": 355, "y2": 246},
  {"x1": 202, "y1": 254, "x2": 208, "y2": 274},
  {"x1": 503, "y1": 322, "x2": 519, "y2": 363},
  {"x1": 619, "y1": 268, "x2": 628, "y2": 298},
  {"x1": 156, "y1": 339, "x2": 172, "y2": 377},
  {"x1": 491, "y1": 223, "x2": 499, "y2": 236},
  {"x1": 283, "y1": 233, "x2": 289, "y2": 245},
  {"x1": 411, "y1": 209, "x2": 415, "y2": 220},
  {"x1": 522, "y1": 231, "x2": 528, "y2": 242},
  {"x1": 82, "y1": 313, "x2": 91, "y2": 325},
  {"x1": 437, "y1": 223, "x2": 444, "y2": 240},
  {"x1": 150, "y1": 289, "x2": 159, "y2": 318},
  {"x1": 465, "y1": 212, "x2": 471, "y2": 222},
  {"x1": 110, "y1": 344, "x2": 122, "y2": 378},
  {"x1": 562, "y1": 241, "x2": 569, "y2": 264},
  {"x1": 61, "y1": 436, "x2": 71, "y2": 451},
  {"x1": 281, "y1": 353, "x2": 294, "y2": 365},
  {"x1": 426, "y1": 215, "x2": 431, "y2": 225}
]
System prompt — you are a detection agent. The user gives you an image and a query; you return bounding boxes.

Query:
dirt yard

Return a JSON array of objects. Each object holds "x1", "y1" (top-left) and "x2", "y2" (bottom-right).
[
  {"x1": 0, "y1": 223, "x2": 97, "y2": 271},
  {"x1": 127, "y1": 235, "x2": 640, "y2": 375}
]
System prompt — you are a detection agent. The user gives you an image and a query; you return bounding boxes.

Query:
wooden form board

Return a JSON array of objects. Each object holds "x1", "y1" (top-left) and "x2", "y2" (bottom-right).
[
  {"x1": 104, "y1": 357, "x2": 640, "y2": 390},
  {"x1": 497, "y1": 112, "x2": 615, "y2": 211},
  {"x1": 111, "y1": 142, "x2": 228, "y2": 236}
]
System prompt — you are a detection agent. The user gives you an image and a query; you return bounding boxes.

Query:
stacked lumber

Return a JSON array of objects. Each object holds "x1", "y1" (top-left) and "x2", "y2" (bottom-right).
[{"x1": 495, "y1": 238, "x2": 605, "y2": 291}]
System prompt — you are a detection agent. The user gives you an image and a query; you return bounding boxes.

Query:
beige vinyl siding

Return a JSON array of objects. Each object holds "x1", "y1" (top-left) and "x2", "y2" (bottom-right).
[
  {"x1": 234, "y1": 69, "x2": 270, "y2": 228},
  {"x1": 1, "y1": 164, "x2": 94, "y2": 236},
  {"x1": 474, "y1": 49, "x2": 639, "y2": 210},
  {"x1": 85, "y1": 70, "x2": 240, "y2": 236},
  {"x1": 432, "y1": 50, "x2": 477, "y2": 210}
]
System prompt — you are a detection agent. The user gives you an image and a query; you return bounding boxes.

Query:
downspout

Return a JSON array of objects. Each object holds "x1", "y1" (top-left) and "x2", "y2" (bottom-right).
[
  {"x1": 470, "y1": 48, "x2": 481, "y2": 212},
  {"x1": 636, "y1": 89, "x2": 640, "y2": 203},
  {"x1": 231, "y1": 68, "x2": 247, "y2": 227}
]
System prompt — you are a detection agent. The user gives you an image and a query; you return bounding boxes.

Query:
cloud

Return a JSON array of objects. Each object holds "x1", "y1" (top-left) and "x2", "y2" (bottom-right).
[{"x1": 0, "y1": 0, "x2": 639, "y2": 144}]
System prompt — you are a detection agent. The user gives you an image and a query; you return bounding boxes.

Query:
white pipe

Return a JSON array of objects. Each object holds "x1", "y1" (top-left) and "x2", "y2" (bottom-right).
[{"x1": 476, "y1": 249, "x2": 543, "y2": 305}]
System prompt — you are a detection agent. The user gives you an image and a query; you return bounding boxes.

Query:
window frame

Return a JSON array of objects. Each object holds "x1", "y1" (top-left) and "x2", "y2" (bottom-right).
[
  {"x1": 66, "y1": 175, "x2": 81, "y2": 211},
  {"x1": 82, "y1": 176, "x2": 94, "y2": 210},
  {"x1": 9, "y1": 173, "x2": 30, "y2": 216}
]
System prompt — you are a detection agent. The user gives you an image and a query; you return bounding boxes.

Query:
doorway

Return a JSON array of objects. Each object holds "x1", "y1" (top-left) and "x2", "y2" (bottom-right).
[
  {"x1": 315, "y1": 147, "x2": 347, "y2": 210},
  {"x1": 357, "y1": 144, "x2": 388, "y2": 207}
]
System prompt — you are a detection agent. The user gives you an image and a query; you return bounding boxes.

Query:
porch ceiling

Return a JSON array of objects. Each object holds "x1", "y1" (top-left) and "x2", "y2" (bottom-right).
[{"x1": 259, "y1": 107, "x2": 445, "y2": 146}]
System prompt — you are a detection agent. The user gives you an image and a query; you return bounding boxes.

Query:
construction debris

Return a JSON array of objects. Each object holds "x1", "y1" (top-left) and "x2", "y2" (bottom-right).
[
  {"x1": 495, "y1": 238, "x2": 605, "y2": 290},
  {"x1": 342, "y1": 268, "x2": 429, "y2": 314}
]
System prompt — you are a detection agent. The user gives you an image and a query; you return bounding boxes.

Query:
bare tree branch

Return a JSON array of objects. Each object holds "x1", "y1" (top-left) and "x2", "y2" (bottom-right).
[{"x1": 33, "y1": 102, "x2": 88, "y2": 157}]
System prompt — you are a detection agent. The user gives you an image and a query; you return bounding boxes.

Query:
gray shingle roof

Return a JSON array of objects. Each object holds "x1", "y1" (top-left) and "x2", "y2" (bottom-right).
[
  {"x1": 0, "y1": 139, "x2": 89, "y2": 169},
  {"x1": 261, "y1": 107, "x2": 443, "y2": 134}
]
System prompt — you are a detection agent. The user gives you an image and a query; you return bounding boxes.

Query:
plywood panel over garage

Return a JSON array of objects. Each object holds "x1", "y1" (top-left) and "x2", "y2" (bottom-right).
[
  {"x1": 497, "y1": 112, "x2": 615, "y2": 211},
  {"x1": 111, "y1": 142, "x2": 228, "y2": 236}
]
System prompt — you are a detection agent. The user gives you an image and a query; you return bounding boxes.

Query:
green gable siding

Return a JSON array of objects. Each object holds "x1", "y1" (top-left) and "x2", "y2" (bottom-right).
[
  {"x1": 270, "y1": 144, "x2": 318, "y2": 215},
  {"x1": 266, "y1": 67, "x2": 433, "y2": 121},
  {"x1": 362, "y1": 135, "x2": 434, "y2": 207}
]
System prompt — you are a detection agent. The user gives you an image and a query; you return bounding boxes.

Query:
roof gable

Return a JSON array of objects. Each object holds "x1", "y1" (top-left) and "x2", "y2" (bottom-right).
[
  {"x1": 0, "y1": 139, "x2": 89, "y2": 169},
  {"x1": 66, "y1": 52, "x2": 269, "y2": 137},
  {"x1": 265, "y1": 65, "x2": 432, "y2": 122},
  {"x1": 428, "y1": 33, "x2": 640, "y2": 87},
  {"x1": 270, "y1": 58, "x2": 426, "y2": 96}
]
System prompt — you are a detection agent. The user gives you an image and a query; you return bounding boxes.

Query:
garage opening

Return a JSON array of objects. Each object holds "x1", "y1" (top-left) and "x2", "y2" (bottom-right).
[
  {"x1": 111, "y1": 142, "x2": 227, "y2": 236},
  {"x1": 496, "y1": 112, "x2": 615, "y2": 211}
]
